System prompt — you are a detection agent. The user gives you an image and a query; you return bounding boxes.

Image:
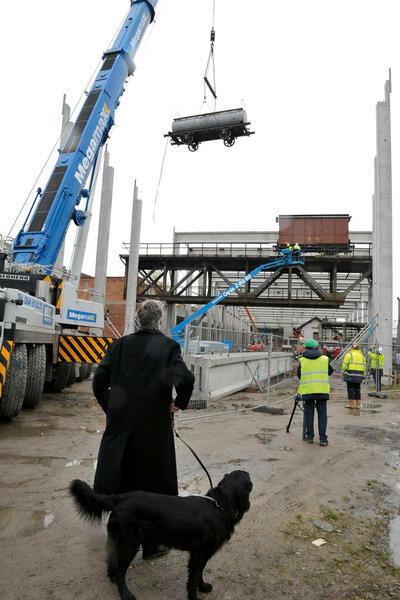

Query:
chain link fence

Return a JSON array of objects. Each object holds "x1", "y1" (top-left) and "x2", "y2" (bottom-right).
[
  {"x1": 176, "y1": 332, "x2": 400, "y2": 420},
  {"x1": 178, "y1": 326, "x2": 297, "y2": 419}
]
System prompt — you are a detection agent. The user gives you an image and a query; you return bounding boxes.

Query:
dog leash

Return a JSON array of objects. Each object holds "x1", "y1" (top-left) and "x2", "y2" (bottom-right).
[{"x1": 171, "y1": 416, "x2": 214, "y2": 489}]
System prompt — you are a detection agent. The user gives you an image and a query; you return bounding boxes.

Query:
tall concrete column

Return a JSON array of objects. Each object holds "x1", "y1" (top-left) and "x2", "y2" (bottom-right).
[
  {"x1": 94, "y1": 147, "x2": 114, "y2": 305},
  {"x1": 396, "y1": 297, "x2": 400, "y2": 345},
  {"x1": 124, "y1": 181, "x2": 142, "y2": 335},
  {"x1": 372, "y1": 72, "x2": 393, "y2": 374}
]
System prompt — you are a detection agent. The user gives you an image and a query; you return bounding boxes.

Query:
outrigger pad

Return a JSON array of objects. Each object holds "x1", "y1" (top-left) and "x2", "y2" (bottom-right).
[{"x1": 165, "y1": 108, "x2": 254, "y2": 152}]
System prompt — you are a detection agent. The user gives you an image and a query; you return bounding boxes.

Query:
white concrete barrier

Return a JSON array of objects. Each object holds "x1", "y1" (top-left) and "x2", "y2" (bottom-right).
[{"x1": 185, "y1": 352, "x2": 293, "y2": 403}]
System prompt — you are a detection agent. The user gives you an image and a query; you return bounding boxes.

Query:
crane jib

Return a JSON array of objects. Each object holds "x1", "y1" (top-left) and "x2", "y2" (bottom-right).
[
  {"x1": 74, "y1": 103, "x2": 111, "y2": 185},
  {"x1": 12, "y1": 0, "x2": 158, "y2": 267}
]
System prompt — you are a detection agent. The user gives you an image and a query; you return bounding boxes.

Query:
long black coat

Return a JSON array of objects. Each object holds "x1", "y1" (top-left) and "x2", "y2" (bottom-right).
[{"x1": 92, "y1": 329, "x2": 195, "y2": 495}]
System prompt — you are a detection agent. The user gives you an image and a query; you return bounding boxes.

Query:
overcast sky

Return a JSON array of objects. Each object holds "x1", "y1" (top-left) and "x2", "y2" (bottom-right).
[{"x1": 1, "y1": 0, "x2": 398, "y2": 307}]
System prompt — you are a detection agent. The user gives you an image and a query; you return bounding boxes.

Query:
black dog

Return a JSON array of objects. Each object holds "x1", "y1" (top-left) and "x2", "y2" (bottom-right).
[{"x1": 70, "y1": 470, "x2": 252, "y2": 600}]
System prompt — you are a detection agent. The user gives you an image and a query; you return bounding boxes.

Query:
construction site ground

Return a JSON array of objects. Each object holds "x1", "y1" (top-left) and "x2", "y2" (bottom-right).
[{"x1": 0, "y1": 375, "x2": 399, "y2": 600}]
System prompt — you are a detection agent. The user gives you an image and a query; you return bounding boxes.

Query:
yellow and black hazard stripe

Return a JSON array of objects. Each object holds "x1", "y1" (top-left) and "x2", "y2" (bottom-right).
[
  {"x1": 57, "y1": 336, "x2": 114, "y2": 364},
  {"x1": 0, "y1": 341, "x2": 14, "y2": 399}
]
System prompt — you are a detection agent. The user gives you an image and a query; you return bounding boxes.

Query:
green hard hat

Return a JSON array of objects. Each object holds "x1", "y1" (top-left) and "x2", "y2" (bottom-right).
[{"x1": 305, "y1": 339, "x2": 318, "y2": 348}]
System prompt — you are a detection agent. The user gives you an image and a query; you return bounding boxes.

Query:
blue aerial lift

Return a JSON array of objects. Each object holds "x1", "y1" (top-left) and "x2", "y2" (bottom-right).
[
  {"x1": 0, "y1": 1, "x2": 159, "y2": 418},
  {"x1": 171, "y1": 250, "x2": 304, "y2": 342}
]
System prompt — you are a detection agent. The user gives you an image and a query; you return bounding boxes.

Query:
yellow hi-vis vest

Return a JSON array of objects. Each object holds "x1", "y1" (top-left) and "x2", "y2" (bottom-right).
[
  {"x1": 342, "y1": 350, "x2": 366, "y2": 376},
  {"x1": 368, "y1": 351, "x2": 384, "y2": 369},
  {"x1": 298, "y1": 355, "x2": 330, "y2": 396}
]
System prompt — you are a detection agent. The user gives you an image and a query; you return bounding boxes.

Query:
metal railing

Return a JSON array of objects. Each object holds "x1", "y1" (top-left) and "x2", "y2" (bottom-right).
[{"x1": 124, "y1": 241, "x2": 373, "y2": 258}]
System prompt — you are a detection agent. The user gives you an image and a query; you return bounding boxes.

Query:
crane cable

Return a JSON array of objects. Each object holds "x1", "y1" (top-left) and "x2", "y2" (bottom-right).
[{"x1": 203, "y1": 0, "x2": 217, "y2": 111}]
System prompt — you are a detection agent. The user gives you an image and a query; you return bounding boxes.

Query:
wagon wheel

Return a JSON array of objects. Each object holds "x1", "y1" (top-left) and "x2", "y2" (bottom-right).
[{"x1": 223, "y1": 137, "x2": 235, "y2": 147}]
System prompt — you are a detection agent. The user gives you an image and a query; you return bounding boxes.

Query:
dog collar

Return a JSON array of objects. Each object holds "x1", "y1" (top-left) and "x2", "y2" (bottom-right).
[{"x1": 202, "y1": 496, "x2": 223, "y2": 511}]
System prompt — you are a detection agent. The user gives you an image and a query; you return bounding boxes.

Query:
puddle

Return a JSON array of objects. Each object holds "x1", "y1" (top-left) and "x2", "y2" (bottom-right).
[
  {"x1": 252, "y1": 428, "x2": 277, "y2": 444},
  {"x1": 264, "y1": 458, "x2": 282, "y2": 462},
  {"x1": 0, "y1": 423, "x2": 51, "y2": 437},
  {"x1": 65, "y1": 458, "x2": 98, "y2": 469},
  {"x1": 80, "y1": 426, "x2": 101, "y2": 434},
  {"x1": 389, "y1": 516, "x2": 400, "y2": 567},
  {"x1": 0, "y1": 508, "x2": 55, "y2": 539},
  {"x1": 0, "y1": 455, "x2": 97, "y2": 469},
  {"x1": 0, "y1": 455, "x2": 65, "y2": 467}
]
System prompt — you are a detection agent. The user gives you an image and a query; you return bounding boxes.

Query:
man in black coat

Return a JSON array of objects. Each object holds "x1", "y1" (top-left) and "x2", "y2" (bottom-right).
[{"x1": 92, "y1": 300, "x2": 195, "y2": 558}]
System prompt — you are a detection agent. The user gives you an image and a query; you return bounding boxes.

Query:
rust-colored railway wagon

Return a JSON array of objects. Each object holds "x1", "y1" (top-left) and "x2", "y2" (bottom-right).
[{"x1": 278, "y1": 214, "x2": 350, "y2": 248}]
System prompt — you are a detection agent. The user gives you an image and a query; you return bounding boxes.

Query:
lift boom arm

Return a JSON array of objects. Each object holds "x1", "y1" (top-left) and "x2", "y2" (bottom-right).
[
  {"x1": 12, "y1": 0, "x2": 158, "y2": 268},
  {"x1": 171, "y1": 253, "x2": 304, "y2": 340}
]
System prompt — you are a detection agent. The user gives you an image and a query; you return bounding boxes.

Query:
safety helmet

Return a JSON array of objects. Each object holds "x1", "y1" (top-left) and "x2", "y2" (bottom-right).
[
  {"x1": 378, "y1": 347, "x2": 383, "y2": 353},
  {"x1": 305, "y1": 339, "x2": 318, "y2": 348}
]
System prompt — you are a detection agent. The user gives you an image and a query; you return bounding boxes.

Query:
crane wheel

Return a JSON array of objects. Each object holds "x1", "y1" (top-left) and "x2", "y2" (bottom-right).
[
  {"x1": 0, "y1": 344, "x2": 28, "y2": 418},
  {"x1": 48, "y1": 363, "x2": 71, "y2": 393},
  {"x1": 23, "y1": 345, "x2": 46, "y2": 409},
  {"x1": 67, "y1": 364, "x2": 76, "y2": 387}
]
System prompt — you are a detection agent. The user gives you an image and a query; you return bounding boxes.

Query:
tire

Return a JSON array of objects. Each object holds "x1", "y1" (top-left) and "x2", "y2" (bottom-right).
[
  {"x1": 67, "y1": 363, "x2": 76, "y2": 386},
  {"x1": 0, "y1": 344, "x2": 28, "y2": 418},
  {"x1": 49, "y1": 363, "x2": 71, "y2": 393},
  {"x1": 76, "y1": 364, "x2": 88, "y2": 382},
  {"x1": 23, "y1": 345, "x2": 47, "y2": 409},
  {"x1": 84, "y1": 364, "x2": 93, "y2": 379}
]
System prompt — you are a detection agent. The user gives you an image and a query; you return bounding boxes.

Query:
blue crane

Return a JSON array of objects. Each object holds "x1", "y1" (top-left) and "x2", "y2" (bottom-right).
[
  {"x1": 171, "y1": 251, "x2": 304, "y2": 341},
  {"x1": 12, "y1": 0, "x2": 158, "y2": 268}
]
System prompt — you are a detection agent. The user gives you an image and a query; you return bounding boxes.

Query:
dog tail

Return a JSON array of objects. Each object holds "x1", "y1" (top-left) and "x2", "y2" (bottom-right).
[{"x1": 70, "y1": 479, "x2": 117, "y2": 523}]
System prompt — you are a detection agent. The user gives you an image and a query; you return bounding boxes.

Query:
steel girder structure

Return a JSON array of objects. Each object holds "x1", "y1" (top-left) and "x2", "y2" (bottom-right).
[{"x1": 121, "y1": 251, "x2": 372, "y2": 319}]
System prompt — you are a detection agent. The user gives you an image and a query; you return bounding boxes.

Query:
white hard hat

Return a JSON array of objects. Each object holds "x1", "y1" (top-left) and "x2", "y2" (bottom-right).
[{"x1": 378, "y1": 347, "x2": 383, "y2": 353}]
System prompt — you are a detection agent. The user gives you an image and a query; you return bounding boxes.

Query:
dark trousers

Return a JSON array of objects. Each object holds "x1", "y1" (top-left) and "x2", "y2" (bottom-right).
[
  {"x1": 304, "y1": 399, "x2": 327, "y2": 442},
  {"x1": 346, "y1": 382, "x2": 361, "y2": 400},
  {"x1": 372, "y1": 369, "x2": 383, "y2": 392}
]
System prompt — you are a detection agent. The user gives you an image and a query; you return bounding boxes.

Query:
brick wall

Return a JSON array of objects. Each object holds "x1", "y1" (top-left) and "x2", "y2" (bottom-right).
[{"x1": 79, "y1": 275, "x2": 126, "y2": 337}]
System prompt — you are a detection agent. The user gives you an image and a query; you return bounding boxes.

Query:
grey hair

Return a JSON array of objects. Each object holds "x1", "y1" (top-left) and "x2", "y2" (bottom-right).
[{"x1": 137, "y1": 300, "x2": 163, "y2": 330}]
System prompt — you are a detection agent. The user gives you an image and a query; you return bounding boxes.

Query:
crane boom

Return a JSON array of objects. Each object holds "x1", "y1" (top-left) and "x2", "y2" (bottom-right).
[{"x1": 12, "y1": 0, "x2": 158, "y2": 269}]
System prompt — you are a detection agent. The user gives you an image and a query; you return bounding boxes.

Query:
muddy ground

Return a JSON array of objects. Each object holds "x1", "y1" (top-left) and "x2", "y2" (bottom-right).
[{"x1": 0, "y1": 375, "x2": 399, "y2": 600}]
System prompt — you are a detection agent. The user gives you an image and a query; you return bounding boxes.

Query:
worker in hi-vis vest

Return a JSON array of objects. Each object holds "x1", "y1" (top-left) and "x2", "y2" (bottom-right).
[
  {"x1": 293, "y1": 242, "x2": 301, "y2": 260},
  {"x1": 342, "y1": 344, "x2": 367, "y2": 409},
  {"x1": 297, "y1": 339, "x2": 333, "y2": 446},
  {"x1": 368, "y1": 347, "x2": 385, "y2": 392}
]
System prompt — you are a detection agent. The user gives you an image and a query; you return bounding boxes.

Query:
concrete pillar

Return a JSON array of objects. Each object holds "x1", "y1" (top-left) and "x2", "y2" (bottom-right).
[
  {"x1": 372, "y1": 72, "x2": 393, "y2": 374},
  {"x1": 397, "y1": 298, "x2": 400, "y2": 345},
  {"x1": 368, "y1": 284, "x2": 374, "y2": 324},
  {"x1": 93, "y1": 147, "x2": 114, "y2": 305},
  {"x1": 124, "y1": 181, "x2": 142, "y2": 335},
  {"x1": 165, "y1": 303, "x2": 176, "y2": 334}
]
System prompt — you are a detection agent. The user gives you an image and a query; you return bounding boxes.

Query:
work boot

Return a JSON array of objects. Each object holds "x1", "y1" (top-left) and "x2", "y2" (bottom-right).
[
  {"x1": 345, "y1": 400, "x2": 356, "y2": 409},
  {"x1": 355, "y1": 400, "x2": 361, "y2": 409}
]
